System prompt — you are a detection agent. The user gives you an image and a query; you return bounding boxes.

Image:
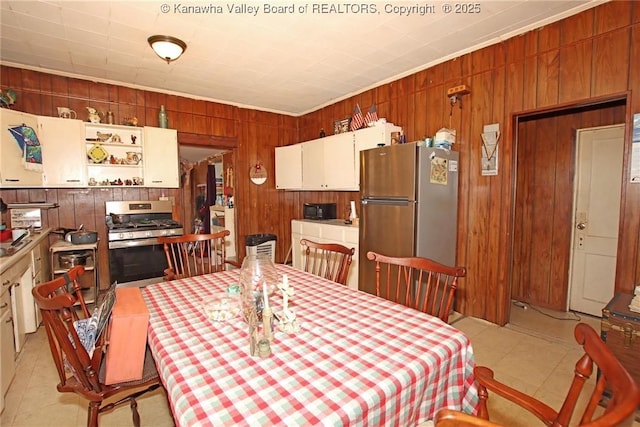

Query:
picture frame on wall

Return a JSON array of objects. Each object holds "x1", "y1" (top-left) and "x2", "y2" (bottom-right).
[{"x1": 333, "y1": 118, "x2": 351, "y2": 134}]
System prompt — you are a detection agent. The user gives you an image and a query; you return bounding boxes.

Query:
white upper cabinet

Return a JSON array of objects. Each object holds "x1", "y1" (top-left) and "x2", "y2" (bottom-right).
[
  {"x1": 301, "y1": 139, "x2": 326, "y2": 190},
  {"x1": 0, "y1": 109, "x2": 43, "y2": 187},
  {"x1": 275, "y1": 144, "x2": 303, "y2": 190},
  {"x1": 303, "y1": 132, "x2": 356, "y2": 190},
  {"x1": 38, "y1": 116, "x2": 86, "y2": 187},
  {"x1": 275, "y1": 123, "x2": 401, "y2": 191},
  {"x1": 1, "y1": 111, "x2": 180, "y2": 189},
  {"x1": 143, "y1": 126, "x2": 179, "y2": 188}
]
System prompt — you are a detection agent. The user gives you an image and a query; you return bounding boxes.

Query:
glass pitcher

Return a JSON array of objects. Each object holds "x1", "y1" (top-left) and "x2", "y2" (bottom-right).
[{"x1": 239, "y1": 254, "x2": 278, "y2": 322}]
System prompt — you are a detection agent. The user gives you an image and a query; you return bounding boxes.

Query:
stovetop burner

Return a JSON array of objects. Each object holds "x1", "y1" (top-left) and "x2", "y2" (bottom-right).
[{"x1": 105, "y1": 200, "x2": 184, "y2": 243}]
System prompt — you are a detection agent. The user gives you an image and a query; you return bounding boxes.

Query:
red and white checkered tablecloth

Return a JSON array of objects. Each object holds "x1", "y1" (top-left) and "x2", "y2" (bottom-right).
[{"x1": 143, "y1": 264, "x2": 478, "y2": 427}]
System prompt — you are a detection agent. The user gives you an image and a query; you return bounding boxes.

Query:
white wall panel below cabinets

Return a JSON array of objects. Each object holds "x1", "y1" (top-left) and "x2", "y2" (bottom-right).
[{"x1": 291, "y1": 219, "x2": 359, "y2": 290}]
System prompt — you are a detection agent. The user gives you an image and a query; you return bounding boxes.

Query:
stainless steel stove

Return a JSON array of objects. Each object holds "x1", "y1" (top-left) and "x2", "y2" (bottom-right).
[{"x1": 105, "y1": 200, "x2": 184, "y2": 286}]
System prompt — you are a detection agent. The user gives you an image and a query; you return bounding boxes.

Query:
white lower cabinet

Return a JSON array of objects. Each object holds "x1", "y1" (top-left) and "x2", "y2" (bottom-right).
[
  {"x1": 291, "y1": 219, "x2": 359, "y2": 290},
  {"x1": 5, "y1": 256, "x2": 32, "y2": 354},
  {"x1": 0, "y1": 288, "x2": 15, "y2": 413}
]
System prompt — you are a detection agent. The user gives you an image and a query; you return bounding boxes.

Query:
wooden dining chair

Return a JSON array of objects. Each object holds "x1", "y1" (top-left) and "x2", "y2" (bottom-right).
[
  {"x1": 366, "y1": 251, "x2": 466, "y2": 323},
  {"x1": 158, "y1": 230, "x2": 238, "y2": 280},
  {"x1": 300, "y1": 238, "x2": 355, "y2": 285},
  {"x1": 433, "y1": 408, "x2": 502, "y2": 427},
  {"x1": 474, "y1": 322, "x2": 640, "y2": 427},
  {"x1": 32, "y1": 266, "x2": 161, "y2": 427}
]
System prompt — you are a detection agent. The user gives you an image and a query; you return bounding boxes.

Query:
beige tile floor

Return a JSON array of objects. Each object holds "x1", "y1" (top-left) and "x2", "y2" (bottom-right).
[{"x1": 1, "y1": 303, "x2": 636, "y2": 426}]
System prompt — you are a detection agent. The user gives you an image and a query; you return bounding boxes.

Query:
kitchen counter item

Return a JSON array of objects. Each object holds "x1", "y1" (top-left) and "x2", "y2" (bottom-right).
[
  {"x1": 65, "y1": 230, "x2": 98, "y2": 244},
  {"x1": 0, "y1": 228, "x2": 50, "y2": 275},
  {"x1": 0, "y1": 229, "x2": 12, "y2": 242},
  {"x1": 109, "y1": 213, "x2": 130, "y2": 224},
  {"x1": 58, "y1": 251, "x2": 90, "y2": 268}
]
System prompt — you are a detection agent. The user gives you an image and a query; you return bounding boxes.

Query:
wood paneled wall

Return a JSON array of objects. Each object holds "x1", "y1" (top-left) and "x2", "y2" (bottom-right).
[
  {"x1": 1, "y1": 1, "x2": 639, "y2": 324},
  {"x1": 298, "y1": 1, "x2": 640, "y2": 324}
]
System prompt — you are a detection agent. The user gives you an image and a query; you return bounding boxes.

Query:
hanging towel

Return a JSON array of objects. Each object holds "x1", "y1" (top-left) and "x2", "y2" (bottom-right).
[{"x1": 8, "y1": 124, "x2": 43, "y2": 172}]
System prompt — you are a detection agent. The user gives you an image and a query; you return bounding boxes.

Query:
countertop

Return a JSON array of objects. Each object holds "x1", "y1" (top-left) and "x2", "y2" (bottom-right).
[
  {"x1": 293, "y1": 218, "x2": 359, "y2": 228},
  {"x1": 0, "y1": 228, "x2": 51, "y2": 275}
]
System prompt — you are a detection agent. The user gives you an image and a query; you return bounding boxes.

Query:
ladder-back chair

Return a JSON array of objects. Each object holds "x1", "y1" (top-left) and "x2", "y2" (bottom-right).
[
  {"x1": 300, "y1": 238, "x2": 355, "y2": 285},
  {"x1": 366, "y1": 251, "x2": 466, "y2": 323},
  {"x1": 32, "y1": 266, "x2": 161, "y2": 427},
  {"x1": 474, "y1": 323, "x2": 640, "y2": 427},
  {"x1": 158, "y1": 230, "x2": 237, "y2": 280}
]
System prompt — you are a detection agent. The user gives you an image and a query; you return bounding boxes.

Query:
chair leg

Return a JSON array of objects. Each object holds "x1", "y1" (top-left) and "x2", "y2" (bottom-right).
[
  {"x1": 131, "y1": 398, "x2": 140, "y2": 427},
  {"x1": 87, "y1": 401, "x2": 100, "y2": 427},
  {"x1": 477, "y1": 384, "x2": 490, "y2": 419}
]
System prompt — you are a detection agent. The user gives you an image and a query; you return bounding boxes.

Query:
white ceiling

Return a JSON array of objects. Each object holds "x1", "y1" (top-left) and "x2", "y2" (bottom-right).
[{"x1": 1, "y1": 0, "x2": 606, "y2": 119}]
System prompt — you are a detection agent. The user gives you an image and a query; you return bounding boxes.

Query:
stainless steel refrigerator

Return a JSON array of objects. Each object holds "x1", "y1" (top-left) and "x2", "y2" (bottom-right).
[{"x1": 358, "y1": 143, "x2": 459, "y2": 295}]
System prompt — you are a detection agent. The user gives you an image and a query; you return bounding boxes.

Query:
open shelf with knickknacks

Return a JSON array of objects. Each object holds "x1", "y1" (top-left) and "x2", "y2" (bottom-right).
[{"x1": 85, "y1": 122, "x2": 144, "y2": 187}]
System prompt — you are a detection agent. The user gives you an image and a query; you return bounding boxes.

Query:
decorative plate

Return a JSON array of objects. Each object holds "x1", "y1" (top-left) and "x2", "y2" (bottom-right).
[{"x1": 87, "y1": 143, "x2": 108, "y2": 163}]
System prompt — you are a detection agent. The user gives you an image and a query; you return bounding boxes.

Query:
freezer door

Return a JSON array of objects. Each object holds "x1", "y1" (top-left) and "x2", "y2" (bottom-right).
[
  {"x1": 360, "y1": 143, "x2": 417, "y2": 199},
  {"x1": 358, "y1": 199, "x2": 416, "y2": 295}
]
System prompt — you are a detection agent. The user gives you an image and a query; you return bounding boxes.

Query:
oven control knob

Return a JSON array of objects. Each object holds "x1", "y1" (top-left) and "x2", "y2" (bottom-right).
[
  {"x1": 145, "y1": 231, "x2": 152, "y2": 237},
  {"x1": 128, "y1": 232, "x2": 134, "y2": 239},
  {"x1": 119, "y1": 233, "x2": 125, "y2": 239}
]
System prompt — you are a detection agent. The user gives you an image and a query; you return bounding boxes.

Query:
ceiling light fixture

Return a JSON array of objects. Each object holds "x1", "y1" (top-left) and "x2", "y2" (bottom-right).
[{"x1": 148, "y1": 35, "x2": 187, "y2": 64}]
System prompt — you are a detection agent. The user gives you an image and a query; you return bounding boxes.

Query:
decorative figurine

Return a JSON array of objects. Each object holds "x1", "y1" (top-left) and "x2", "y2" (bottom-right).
[
  {"x1": 86, "y1": 107, "x2": 101, "y2": 123},
  {"x1": 277, "y1": 275, "x2": 300, "y2": 334}
]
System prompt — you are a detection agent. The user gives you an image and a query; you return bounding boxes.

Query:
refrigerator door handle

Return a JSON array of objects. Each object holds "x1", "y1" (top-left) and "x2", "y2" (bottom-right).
[{"x1": 362, "y1": 198, "x2": 415, "y2": 206}]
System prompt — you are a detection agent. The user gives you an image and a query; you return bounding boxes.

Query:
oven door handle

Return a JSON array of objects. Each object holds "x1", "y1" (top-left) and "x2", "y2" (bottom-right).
[{"x1": 109, "y1": 238, "x2": 164, "y2": 249}]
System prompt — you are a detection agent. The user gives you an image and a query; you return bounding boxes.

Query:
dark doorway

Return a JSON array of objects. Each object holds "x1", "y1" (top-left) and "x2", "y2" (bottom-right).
[{"x1": 509, "y1": 98, "x2": 627, "y2": 313}]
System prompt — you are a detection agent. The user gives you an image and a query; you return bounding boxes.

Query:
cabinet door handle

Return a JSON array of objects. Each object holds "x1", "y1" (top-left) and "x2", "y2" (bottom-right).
[
  {"x1": 5, "y1": 317, "x2": 12, "y2": 324},
  {"x1": 2, "y1": 280, "x2": 10, "y2": 287},
  {"x1": 0, "y1": 303, "x2": 7, "y2": 309},
  {"x1": 5, "y1": 179, "x2": 19, "y2": 182}
]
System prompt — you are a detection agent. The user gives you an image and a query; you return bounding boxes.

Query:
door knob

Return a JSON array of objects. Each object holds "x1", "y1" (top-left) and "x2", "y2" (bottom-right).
[{"x1": 576, "y1": 222, "x2": 587, "y2": 230}]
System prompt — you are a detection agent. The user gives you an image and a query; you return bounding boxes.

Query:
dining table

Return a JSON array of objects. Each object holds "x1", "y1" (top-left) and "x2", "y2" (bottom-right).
[{"x1": 142, "y1": 264, "x2": 478, "y2": 426}]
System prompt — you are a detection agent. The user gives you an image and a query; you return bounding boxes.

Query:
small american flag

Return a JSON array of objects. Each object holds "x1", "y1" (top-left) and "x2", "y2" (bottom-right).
[
  {"x1": 350, "y1": 104, "x2": 364, "y2": 131},
  {"x1": 364, "y1": 104, "x2": 378, "y2": 126}
]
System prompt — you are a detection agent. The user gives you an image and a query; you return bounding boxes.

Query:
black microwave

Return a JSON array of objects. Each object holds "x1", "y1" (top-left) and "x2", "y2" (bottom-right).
[{"x1": 303, "y1": 203, "x2": 337, "y2": 220}]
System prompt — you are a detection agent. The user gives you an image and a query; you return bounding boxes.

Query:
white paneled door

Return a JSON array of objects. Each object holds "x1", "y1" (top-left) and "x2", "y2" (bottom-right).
[{"x1": 569, "y1": 124, "x2": 624, "y2": 317}]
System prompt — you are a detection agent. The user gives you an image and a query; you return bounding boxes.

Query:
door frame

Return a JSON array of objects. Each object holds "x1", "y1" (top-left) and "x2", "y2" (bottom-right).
[{"x1": 502, "y1": 93, "x2": 629, "y2": 325}]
